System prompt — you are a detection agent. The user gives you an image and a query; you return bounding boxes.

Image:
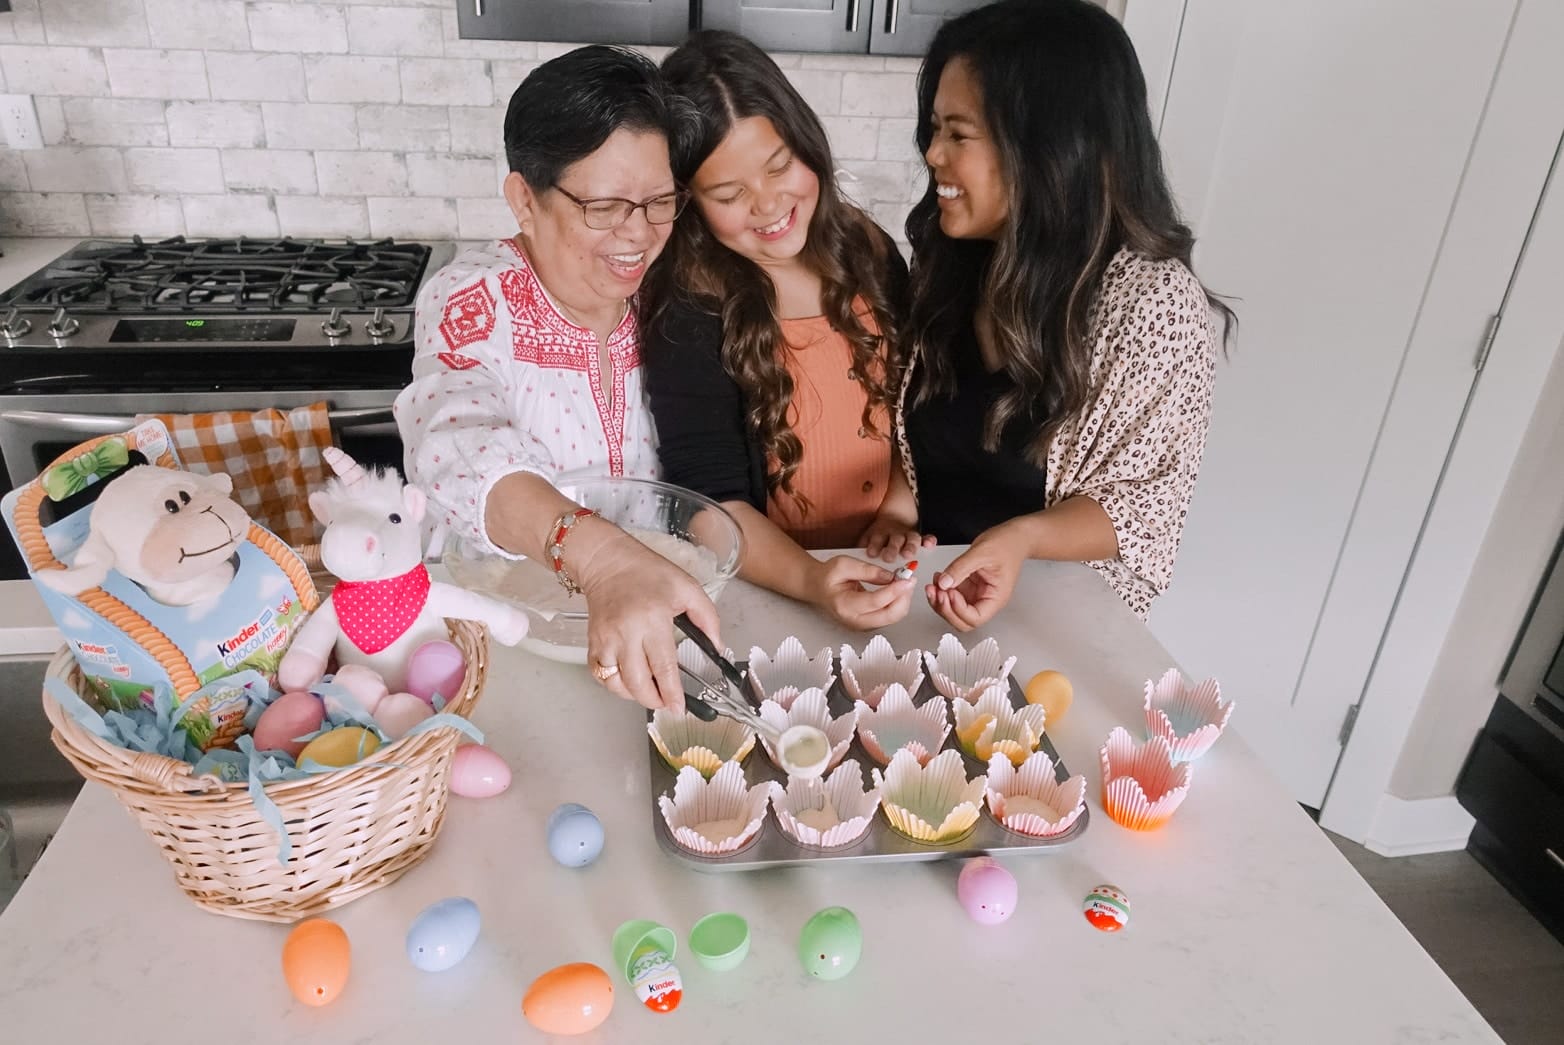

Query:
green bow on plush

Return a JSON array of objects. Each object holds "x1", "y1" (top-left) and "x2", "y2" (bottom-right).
[{"x1": 42, "y1": 438, "x2": 130, "y2": 501}]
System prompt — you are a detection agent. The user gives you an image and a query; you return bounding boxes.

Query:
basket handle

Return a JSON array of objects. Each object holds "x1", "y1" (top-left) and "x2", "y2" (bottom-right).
[{"x1": 127, "y1": 751, "x2": 226, "y2": 793}]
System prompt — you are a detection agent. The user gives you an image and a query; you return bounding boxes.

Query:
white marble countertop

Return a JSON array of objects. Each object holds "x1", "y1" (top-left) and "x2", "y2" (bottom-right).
[{"x1": 0, "y1": 547, "x2": 1497, "y2": 1043}]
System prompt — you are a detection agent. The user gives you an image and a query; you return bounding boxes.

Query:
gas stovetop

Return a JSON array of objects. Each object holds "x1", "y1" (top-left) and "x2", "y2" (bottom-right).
[{"x1": 0, "y1": 236, "x2": 453, "y2": 394}]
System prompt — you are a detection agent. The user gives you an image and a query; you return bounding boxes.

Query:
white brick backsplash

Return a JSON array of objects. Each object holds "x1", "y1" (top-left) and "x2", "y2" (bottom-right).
[
  {"x1": 0, "y1": 192, "x2": 89, "y2": 235},
  {"x1": 490, "y1": 59, "x2": 540, "y2": 100},
  {"x1": 770, "y1": 53, "x2": 802, "y2": 68},
  {"x1": 876, "y1": 118, "x2": 921, "y2": 164},
  {"x1": 822, "y1": 116, "x2": 880, "y2": 162},
  {"x1": 784, "y1": 70, "x2": 842, "y2": 118},
  {"x1": 0, "y1": 44, "x2": 108, "y2": 94},
  {"x1": 167, "y1": 101, "x2": 264, "y2": 148},
  {"x1": 359, "y1": 104, "x2": 450, "y2": 151},
  {"x1": 247, "y1": 2, "x2": 348, "y2": 55},
  {"x1": 304, "y1": 55, "x2": 401, "y2": 103},
  {"x1": 60, "y1": 98, "x2": 169, "y2": 147},
  {"x1": 86, "y1": 192, "x2": 185, "y2": 236},
  {"x1": 349, "y1": 6, "x2": 443, "y2": 57},
  {"x1": 33, "y1": 96, "x2": 67, "y2": 146},
  {"x1": 0, "y1": 151, "x2": 28, "y2": 191},
  {"x1": 316, "y1": 150, "x2": 408, "y2": 196},
  {"x1": 870, "y1": 201, "x2": 913, "y2": 245},
  {"x1": 145, "y1": 0, "x2": 249, "y2": 51},
  {"x1": 105, "y1": 48, "x2": 208, "y2": 100},
  {"x1": 276, "y1": 195, "x2": 369, "y2": 237},
  {"x1": 882, "y1": 57, "x2": 923, "y2": 74},
  {"x1": 23, "y1": 146, "x2": 127, "y2": 193},
  {"x1": 534, "y1": 43, "x2": 583, "y2": 61},
  {"x1": 209, "y1": 53, "x2": 306, "y2": 102},
  {"x1": 368, "y1": 195, "x2": 457, "y2": 238},
  {"x1": 457, "y1": 196, "x2": 514, "y2": 240},
  {"x1": 125, "y1": 147, "x2": 224, "y2": 193},
  {"x1": 337, "y1": 0, "x2": 444, "y2": 5},
  {"x1": 801, "y1": 54, "x2": 883, "y2": 72},
  {"x1": 407, "y1": 153, "x2": 493, "y2": 197},
  {"x1": 221, "y1": 148, "x2": 317, "y2": 194},
  {"x1": 0, "y1": 1, "x2": 48, "y2": 45},
  {"x1": 182, "y1": 192, "x2": 279, "y2": 237},
  {"x1": 449, "y1": 105, "x2": 504, "y2": 155},
  {"x1": 841, "y1": 71, "x2": 917, "y2": 118},
  {"x1": 39, "y1": 0, "x2": 148, "y2": 47},
  {"x1": 838, "y1": 158, "x2": 921, "y2": 205},
  {"x1": 441, "y1": 11, "x2": 536, "y2": 59},
  {"x1": 400, "y1": 57, "x2": 491, "y2": 106},
  {"x1": 261, "y1": 102, "x2": 356, "y2": 150}
]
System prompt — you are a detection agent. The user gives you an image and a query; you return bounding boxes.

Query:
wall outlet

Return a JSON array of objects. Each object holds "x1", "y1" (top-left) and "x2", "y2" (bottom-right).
[{"x1": 0, "y1": 94, "x2": 43, "y2": 150}]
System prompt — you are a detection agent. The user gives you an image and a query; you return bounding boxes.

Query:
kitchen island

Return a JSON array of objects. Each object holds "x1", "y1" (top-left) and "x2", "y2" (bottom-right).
[{"x1": 0, "y1": 548, "x2": 1497, "y2": 1042}]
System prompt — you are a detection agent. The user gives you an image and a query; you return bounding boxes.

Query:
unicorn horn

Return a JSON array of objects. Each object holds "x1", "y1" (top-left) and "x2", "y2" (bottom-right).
[{"x1": 323, "y1": 446, "x2": 369, "y2": 488}]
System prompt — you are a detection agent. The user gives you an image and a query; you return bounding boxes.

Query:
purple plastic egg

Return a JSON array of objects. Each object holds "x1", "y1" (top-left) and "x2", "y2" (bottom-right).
[
  {"x1": 252, "y1": 691, "x2": 325, "y2": 758},
  {"x1": 406, "y1": 641, "x2": 466, "y2": 707},
  {"x1": 450, "y1": 744, "x2": 511, "y2": 798},
  {"x1": 957, "y1": 857, "x2": 1018, "y2": 925}
]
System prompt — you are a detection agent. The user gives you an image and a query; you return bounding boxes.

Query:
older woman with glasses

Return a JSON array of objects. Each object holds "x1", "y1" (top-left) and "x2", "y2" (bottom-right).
[{"x1": 395, "y1": 46, "x2": 716, "y2": 713}]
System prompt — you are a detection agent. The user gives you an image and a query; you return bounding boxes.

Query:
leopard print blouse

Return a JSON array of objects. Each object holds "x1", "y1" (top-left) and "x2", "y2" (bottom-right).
[{"x1": 894, "y1": 247, "x2": 1219, "y2": 620}]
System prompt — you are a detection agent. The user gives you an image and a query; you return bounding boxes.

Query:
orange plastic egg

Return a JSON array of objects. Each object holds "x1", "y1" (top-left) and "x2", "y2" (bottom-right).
[
  {"x1": 282, "y1": 919, "x2": 351, "y2": 1007},
  {"x1": 522, "y1": 962, "x2": 614, "y2": 1036}
]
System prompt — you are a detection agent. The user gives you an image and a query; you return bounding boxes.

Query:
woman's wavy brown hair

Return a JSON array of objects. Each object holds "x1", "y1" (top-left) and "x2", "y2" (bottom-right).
[
  {"x1": 644, "y1": 30, "x2": 904, "y2": 509},
  {"x1": 907, "y1": 0, "x2": 1234, "y2": 464}
]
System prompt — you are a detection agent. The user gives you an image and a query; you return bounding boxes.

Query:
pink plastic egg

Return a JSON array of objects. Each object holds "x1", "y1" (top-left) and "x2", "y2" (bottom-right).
[
  {"x1": 329, "y1": 664, "x2": 389, "y2": 717},
  {"x1": 406, "y1": 641, "x2": 466, "y2": 707},
  {"x1": 957, "y1": 857, "x2": 1018, "y2": 925},
  {"x1": 450, "y1": 744, "x2": 510, "y2": 798},
  {"x1": 253, "y1": 691, "x2": 325, "y2": 758},
  {"x1": 376, "y1": 692, "x2": 434, "y2": 741}
]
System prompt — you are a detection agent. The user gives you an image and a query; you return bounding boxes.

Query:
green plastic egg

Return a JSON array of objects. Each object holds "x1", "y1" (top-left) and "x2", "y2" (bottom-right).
[{"x1": 798, "y1": 906, "x2": 861, "y2": 981}]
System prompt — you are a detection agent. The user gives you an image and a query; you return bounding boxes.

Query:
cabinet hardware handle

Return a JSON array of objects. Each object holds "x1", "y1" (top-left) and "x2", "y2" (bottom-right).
[
  {"x1": 474, "y1": 0, "x2": 484, "y2": 16},
  {"x1": 846, "y1": 0, "x2": 859, "y2": 33},
  {"x1": 884, "y1": 0, "x2": 899, "y2": 34},
  {"x1": 1548, "y1": 848, "x2": 1564, "y2": 872}
]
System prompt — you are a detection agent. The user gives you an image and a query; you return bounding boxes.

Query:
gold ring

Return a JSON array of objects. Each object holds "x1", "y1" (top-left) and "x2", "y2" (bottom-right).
[{"x1": 592, "y1": 661, "x2": 620, "y2": 682}]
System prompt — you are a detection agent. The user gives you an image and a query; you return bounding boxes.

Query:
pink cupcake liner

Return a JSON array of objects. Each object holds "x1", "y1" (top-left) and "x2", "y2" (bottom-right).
[
  {"x1": 984, "y1": 751, "x2": 1087, "y2": 837},
  {"x1": 839, "y1": 636, "x2": 925, "y2": 709},
  {"x1": 1143, "y1": 668, "x2": 1234, "y2": 763},
  {"x1": 923, "y1": 634, "x2": 1018, "y2": 703},
  {"x1": 756, "y1": 688, "x2": 857, "y2": 775},
  {"x1": 657, "y1": 760, "x2": 772, "y2": 855},
  {"x1": 768, "y1": 759, "x2": 880, "y2": 849},
  {"x1": 747, "y1": 636, "x2": 836, "y2": 707},
  {"x1": 1099, "y1": 727, "x2": 1192, "y2": 831},
  {"x1": 854, "y1": 684, "x2": 950, "y2": 766}
]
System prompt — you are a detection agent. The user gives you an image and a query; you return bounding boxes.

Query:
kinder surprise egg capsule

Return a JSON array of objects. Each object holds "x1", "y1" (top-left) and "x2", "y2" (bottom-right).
[
  {"x1": 522, "y1": 962, "x2": 614, "y2": 1035},
  {"x1": 406, "y1": 897, "x2": 481, "y2": 973},
  {"x1": 406, "y1": 640, "x2": 466, "y2": 705},
  {"x1": 282, "y1": 919, "x2": 351, "y2": 1006},
  {"x1": 798, "y1": 906, "x2": 862, "y2": 981},
  {"x1": 547, "y1": 803, "x2": 604, "y2": 867},
  {"x1": 450, "y1": 744, "x2": 510, "y2": 798},
  {"x1": 957, "y1": 857, "x2": 1018, "y2": 925},
  {"x1": 253, "y1": 691, "x2": 325, "y2": 758},
  {"x1": 1083, "y1": 884, "x2": 1131, "y2": 933},
  {"x1": 296, "y1": 725, "x2": 381, "y2": 769}
]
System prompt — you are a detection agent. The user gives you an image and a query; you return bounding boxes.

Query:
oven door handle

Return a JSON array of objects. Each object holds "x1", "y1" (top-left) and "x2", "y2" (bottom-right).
[{"x1": 0, "y1": 406, "x2": 396, "y2": 435}]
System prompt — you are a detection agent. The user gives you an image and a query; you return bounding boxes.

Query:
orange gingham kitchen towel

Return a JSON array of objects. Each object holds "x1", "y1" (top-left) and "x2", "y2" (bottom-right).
[{"x1": 138, "y1": 403, "x2": 334, "y2": 547}]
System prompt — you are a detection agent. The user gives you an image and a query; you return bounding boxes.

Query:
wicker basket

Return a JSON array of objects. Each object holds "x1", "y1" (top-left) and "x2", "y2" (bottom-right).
[{"x1": 41, "y1": 618, "x2": 490, "y2": 924}]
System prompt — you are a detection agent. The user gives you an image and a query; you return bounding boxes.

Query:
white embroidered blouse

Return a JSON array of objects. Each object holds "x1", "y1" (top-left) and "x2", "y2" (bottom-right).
[{"x1": 394, "y1": 240, "x2": 660, "y2": 557}]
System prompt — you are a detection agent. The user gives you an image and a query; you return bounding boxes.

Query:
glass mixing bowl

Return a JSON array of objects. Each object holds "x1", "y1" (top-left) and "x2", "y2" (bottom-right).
[{"x1": 441, "y1": 475, "x2": 744, "y2": 664}]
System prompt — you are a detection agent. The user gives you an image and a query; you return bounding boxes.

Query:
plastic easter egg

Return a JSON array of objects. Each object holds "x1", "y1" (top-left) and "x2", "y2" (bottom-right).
[
  {"x1": 522, "y1": 962, "x2": 614, "y2": 1036},
  {"x1": 547, "y1": 803, "x2": 604, "y2": 867},
  {"x1": 1083, "y1": 884, "x2": 1131, "y2": 933},
  {"x1": 296, "y1": 726, "x2": 381, "y2": 769},
  {"x1": 1024, "y1": 669, "x2": 1074, "y2": 723},
  {"x1": 798, "y1": 906, "x2": 861, "y2": 981},
  {"x1": 328, "y1": 663, "x2": 389, "y2": 717},
  {"x1": 406, "y1": 640, "x2": 466, "y2": 706},
  {"x1": 406, "y1": 897, "x2": 481, "y2": 972},
  {"x1": 957, "y1": 857, "x2": 1018, "y2": 925},
  {"x1": 253, "y1": 691, "x2": 325, "y2": 758},
  {"x1": 282, "y1": 918, "x2": 351, "y2": 1006},
  {"x1": 450, "y1": 744, "x2": 510, "y2": 798},
  {"x1": 376, "y1": 692, "x2": 434, "y2": 741},
  {"x1": 627, "y1": 943, "x2": 682, "y2": 1013}
]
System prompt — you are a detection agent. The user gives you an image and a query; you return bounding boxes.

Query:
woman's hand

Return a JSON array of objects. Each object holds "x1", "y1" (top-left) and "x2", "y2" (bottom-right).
[
  {"x1": 573, "y1": 523, "x2": 721, "y2": 713},
  {"x1": 926, "y1": 521, "x2": 1029, "y2": 631},
  {"x1": 807, "y1": 556, "x2": 917, "y2": 630},
  {"x1": 859, "y1": 511, "x2": 936, "y2": 563}
]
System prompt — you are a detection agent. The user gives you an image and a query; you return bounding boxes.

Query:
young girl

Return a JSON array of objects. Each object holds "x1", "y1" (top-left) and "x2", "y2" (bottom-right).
[
  {"x1": 642, "y1": 30, "x2": 928, "y2": 631},
  {"x1": 900, "y1": 0, "x2": 1233, "y2": 627}
]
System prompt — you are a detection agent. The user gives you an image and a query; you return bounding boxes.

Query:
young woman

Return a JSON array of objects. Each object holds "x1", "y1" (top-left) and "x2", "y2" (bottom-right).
[
  {"x1": 642, "y1": 30, "x2": 929, "y2": 631},
  {"x1": 900, "y1": 0, "x2": 1234, "y2": 627}
]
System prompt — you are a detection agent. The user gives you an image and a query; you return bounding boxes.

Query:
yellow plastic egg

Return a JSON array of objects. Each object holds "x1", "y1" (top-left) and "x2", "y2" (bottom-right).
[
  {"x1": 1024, "y1": 670, "x2": 1074, "y2": 723},
  {"x1": 296, "y1": 726, "x2": 381, "y2": 769},
  {"x1": 282, "y1": 919, "x2": 351, "y2": 1007},
  {"x1": 522, "y1": 962, "x2": 614, "y2": 1036}
]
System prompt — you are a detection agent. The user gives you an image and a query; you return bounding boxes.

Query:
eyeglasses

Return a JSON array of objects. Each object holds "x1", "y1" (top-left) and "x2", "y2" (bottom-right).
[{"x1": 554, "y1": 186, "x2": 690, "y2": 230}]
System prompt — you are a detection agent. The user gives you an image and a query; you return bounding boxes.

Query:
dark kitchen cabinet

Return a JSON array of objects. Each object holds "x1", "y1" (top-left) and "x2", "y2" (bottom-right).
[
  {"x1": 455, "y1": 0, "x2": 693, "y2": 48},
  {"x1": 866, "y1": 0, "x2": 982, "y2": 57},
  {"x1": 700, "y1": 0, "x2": 870, "y2": 55}
]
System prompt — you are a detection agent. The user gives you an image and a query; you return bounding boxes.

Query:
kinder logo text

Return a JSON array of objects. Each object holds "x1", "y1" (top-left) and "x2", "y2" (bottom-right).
[{"x1": 215, "y1": 609, "x2": 280, "y2": 668}]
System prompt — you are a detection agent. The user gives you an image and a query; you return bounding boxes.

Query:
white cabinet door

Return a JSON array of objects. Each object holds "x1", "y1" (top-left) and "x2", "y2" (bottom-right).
[{"x1": 1147, "y1": 1, "x2": 1550, "y2": 807}]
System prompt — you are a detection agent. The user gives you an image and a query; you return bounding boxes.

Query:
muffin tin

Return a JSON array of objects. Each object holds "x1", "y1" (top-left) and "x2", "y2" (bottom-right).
[{"x1": 647, "y1": 645, "x2": 1090, "y2": 872}]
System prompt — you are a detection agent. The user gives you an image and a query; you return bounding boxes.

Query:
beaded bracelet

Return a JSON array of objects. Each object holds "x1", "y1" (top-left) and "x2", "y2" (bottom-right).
[{"x1": 547, "y1": 507, "x2": 598, "y2": 595}]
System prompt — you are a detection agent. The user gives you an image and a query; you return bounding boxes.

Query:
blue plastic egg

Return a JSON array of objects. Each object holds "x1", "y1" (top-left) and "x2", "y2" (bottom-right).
[
  {"x1": 406, "y1": 897, "x2": 481, "y2": 972},
  {"x1": 547, "y1": 803, "x2": 604, "y2": 868}
]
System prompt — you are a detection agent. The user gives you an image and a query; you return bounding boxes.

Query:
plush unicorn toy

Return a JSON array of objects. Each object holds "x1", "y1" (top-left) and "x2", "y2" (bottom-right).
[{"x1": 277, "y1": 449, "x2": 529, "y2": 693}]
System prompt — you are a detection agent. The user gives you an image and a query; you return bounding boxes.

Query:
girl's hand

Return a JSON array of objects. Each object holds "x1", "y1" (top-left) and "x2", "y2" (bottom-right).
[
  {"x1": 860, "y1": 513, "x2": 936, "y2": 563},
  {"x1": 808, "y1": 555, "x2": 916, "y2": 630},
  {"x1": 926, "y1": 522, "x2": 1028, "y2": 631}
]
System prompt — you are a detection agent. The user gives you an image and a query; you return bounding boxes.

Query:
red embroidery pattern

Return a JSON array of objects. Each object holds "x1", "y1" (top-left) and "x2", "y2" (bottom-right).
[
  {"x1": 332, "y1": 565, "x2": 433, "y2": 655},
  {"x1": 438, "y1": 279, "x2": 497, "y2": 351},
  {"x1": 438, "y1": 351, "x2": 481, "y2": 370}
]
